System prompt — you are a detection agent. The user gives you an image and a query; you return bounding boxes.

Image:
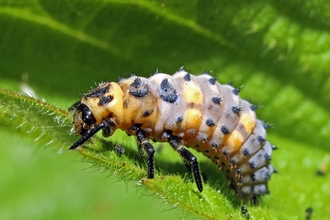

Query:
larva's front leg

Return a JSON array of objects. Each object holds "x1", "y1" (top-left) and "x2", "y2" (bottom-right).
[
  {"x1": 167, "y1": 133, "x2": 203, "y2": 192},
  {"x1": 136, "y1": 129, "x2": 155, "y2": 179}
]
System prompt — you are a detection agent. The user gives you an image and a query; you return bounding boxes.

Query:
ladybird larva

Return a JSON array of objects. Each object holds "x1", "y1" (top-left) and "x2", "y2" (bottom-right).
[{"x1": 69, "y1": 68, "x2": 276, "y2": 199}]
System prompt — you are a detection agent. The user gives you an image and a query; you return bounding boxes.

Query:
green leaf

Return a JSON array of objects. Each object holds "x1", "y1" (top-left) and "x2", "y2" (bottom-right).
[{"x1": 1, "y1": 0, "x2": 330, "y2": 219}]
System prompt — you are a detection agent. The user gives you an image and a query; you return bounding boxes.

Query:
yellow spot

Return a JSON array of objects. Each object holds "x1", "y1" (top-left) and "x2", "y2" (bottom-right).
[
  {"x1": 240, "y1": 112, "x2": 255, "y2": 133},
  {"x1": 226, "y1": 130, "x2": 244, "y2": 152},
  {"x1": 185, "y1": 109, "x2": 202, "y2": 129},
  {"x1": 182, "y1": 82, "x2": 203, "y2": 105}
]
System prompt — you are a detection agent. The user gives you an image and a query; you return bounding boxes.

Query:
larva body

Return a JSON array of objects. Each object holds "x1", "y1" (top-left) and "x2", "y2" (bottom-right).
[{"x1": 70, "y1": 68, "x2": 276, "y2": 199}]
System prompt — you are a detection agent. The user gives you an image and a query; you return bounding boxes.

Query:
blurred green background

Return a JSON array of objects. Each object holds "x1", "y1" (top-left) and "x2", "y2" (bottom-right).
[{"x1": 1, "y1": 0, "x2": 330, "y2": 219}]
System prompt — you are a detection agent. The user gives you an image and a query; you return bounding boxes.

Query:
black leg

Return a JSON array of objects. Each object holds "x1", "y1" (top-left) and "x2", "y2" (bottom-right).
[
  {"x1": 168, "y1": 133, "x2": 203, "y2": 192},
  {"x1": 102, "y1": 126, "x2": 111, "y2": 137},
  {"x1": 136, "y1": 129, "x2": 155, "y2": 179},
  {"x1": 70, "y1": 120, "x2": 111, "y2": 150}
]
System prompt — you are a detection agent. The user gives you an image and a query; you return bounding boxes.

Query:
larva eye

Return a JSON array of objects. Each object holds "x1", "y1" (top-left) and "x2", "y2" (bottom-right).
[
  {"x1": 72, "y1": 102, "x2": 96, "y2": 135},
  {"x1": 80, "y1": 104, "x2": 96, "y2": 126}
]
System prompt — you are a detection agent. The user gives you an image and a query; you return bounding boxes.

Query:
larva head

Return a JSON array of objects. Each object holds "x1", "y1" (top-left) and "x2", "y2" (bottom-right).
[
  {"x1": 69, "y1": 82, "x2": 124, "y2": 136},
  {"x1": 69, "y1": 101, "x2": 96, "y2": 136}
]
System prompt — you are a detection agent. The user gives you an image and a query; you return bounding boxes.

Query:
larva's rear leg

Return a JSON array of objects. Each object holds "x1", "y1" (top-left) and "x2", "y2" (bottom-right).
[
  {"x1": 136, "y1": 129, "x2": 155, "y2": 179},
  {"x1": 167, "y1": 133, "x2": 203, "y2": 192}
]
